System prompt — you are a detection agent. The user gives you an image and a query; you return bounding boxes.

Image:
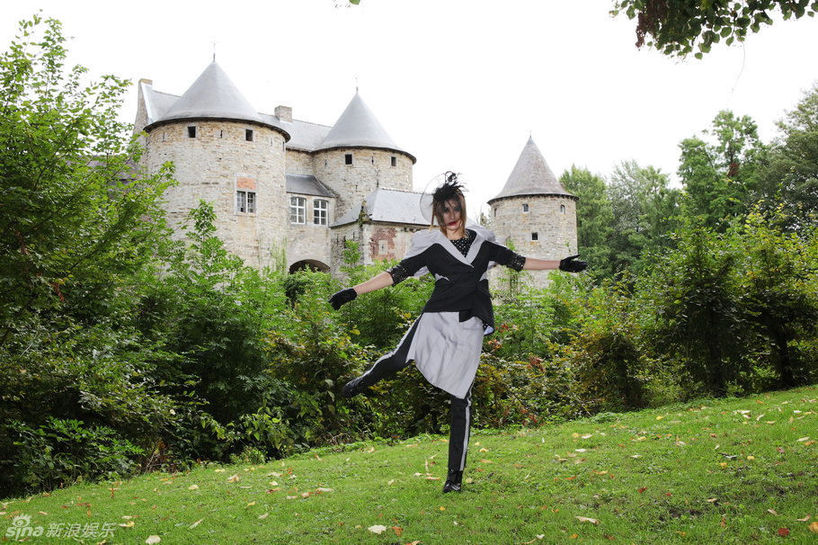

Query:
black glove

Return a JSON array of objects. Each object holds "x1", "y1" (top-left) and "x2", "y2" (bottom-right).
[
  {"x1": 559, "y1": 254, "x2": 587, "y2": 273},
  {"x1": 329, "y1": 288, "x2": 357, "y2": 310}
]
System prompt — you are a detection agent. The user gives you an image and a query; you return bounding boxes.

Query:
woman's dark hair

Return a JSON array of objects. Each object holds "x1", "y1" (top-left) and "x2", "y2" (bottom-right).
[{"x1": 431, "y1": 171, "x2": 467, "y2": 234}]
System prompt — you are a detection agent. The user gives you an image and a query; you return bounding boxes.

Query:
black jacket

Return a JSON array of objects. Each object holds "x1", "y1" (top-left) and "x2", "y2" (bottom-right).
[{"x1": 389, "y1": 227, "x2": 524, "y2": 335}]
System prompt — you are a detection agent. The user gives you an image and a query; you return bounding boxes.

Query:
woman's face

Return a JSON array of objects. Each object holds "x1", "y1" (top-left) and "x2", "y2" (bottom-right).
[{"x1": 441, "y1": 199, "x2": 463, "y2": 238}]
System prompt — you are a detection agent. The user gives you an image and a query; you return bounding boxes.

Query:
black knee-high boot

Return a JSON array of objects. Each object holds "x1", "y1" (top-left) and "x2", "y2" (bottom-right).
[{"x1": 444, "y1": 389, "x2": 472, "y2": 493}]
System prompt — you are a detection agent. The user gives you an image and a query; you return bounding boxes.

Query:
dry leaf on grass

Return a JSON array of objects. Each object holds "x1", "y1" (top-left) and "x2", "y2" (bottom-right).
[
  {"x1": 576, "y1": 516, "x2": 600, "y2": 525},
  {"x1": 367, "y1": 524, "x2": 387, "y2": 534},
  {"x1": 145, "y1": 536, "x2": 161, "y2": 544},
  {"x1": 189, "y1": 519, "x2": 203, "y2": 529}
]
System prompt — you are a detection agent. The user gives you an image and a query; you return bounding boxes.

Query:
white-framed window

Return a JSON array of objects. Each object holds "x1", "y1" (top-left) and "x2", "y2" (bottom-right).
[
  {"x1": 236, "y1": 190, "x2": 256, "y2": 213},
  {"x1": 290, "y1": 196, "x2": 306, "y2": 224},
  {"x1": 522, "y1": 203, "x2": 529, "y2": 213},
  {"x1": 313, "y1": 199, "x2": 328, "y2": 225}
]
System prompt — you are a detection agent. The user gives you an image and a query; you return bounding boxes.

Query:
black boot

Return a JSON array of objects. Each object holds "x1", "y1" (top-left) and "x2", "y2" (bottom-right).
[
  {"x1": 341, "y1": 376, "x2": 369, "y2": 398},
  {"x1": 442, "y1": 470, "x2": 463, "y2": 493}
]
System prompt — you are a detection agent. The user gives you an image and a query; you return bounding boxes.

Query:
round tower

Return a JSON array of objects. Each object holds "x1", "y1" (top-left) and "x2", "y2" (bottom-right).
[
  {"x1": 312, "y1": 92, "x2": 415, "y2": 219},
  {"x1": 488, "y1": 137, "x2": 578, "y2": 288},
  {"x1": 141, "y1": 62, "x2": 290, "y2": 268}
]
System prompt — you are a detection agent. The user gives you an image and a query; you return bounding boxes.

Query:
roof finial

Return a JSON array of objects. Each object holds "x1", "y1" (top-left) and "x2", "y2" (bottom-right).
[
  {"x1": 212, "y1": 41, "x2": 216, "y2": 62},
  {"x1": 354, "y1": 74, "x2": 359, "y2": 94}
]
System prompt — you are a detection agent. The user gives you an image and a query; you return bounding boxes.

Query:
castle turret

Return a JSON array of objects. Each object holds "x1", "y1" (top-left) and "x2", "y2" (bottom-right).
[
  {"x1": 313, "y1": 92, "x2": 415, "y2": 219},
  {"x1": 138, "y1": 62, "x2": 290, "y2": 268},
  {"x1": 488, "y1": 137, "x2": 578, "y2": 287}
]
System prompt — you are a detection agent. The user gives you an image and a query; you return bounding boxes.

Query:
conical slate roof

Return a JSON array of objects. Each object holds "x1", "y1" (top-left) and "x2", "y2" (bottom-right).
[
  {"x1": 318, "y1": 92, "x2": 415, "y2": 162},
  {"x1": 488, "y1": 137, "x2": 575, "y2": 203},
  {"x1": 149, "y1": 62, "x2": 285, "y2": 136}
]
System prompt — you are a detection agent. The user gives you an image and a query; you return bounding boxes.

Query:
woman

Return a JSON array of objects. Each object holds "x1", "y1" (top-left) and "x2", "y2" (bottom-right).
[{"x1": 329, "y1": 174, "x2": 586, "y2": 493}]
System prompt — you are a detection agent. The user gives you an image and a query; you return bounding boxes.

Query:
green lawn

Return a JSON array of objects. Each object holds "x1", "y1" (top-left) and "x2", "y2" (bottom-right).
[{"x1": 2, "y1": 385, "x2": 817, "y2": 544}]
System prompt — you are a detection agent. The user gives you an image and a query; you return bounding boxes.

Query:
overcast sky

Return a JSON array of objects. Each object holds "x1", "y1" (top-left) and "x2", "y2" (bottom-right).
[{"x1": 2, "y1": 0, "x2": 817, "y2": 215}]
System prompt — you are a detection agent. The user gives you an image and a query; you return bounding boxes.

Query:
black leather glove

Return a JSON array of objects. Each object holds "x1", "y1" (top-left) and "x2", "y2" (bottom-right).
[
  {"x1": 559, "y1": 254, "x2": 587, "y2": 273},
  {"x1": 329, "y1": 288, "x2": 357, "y2": 310}
]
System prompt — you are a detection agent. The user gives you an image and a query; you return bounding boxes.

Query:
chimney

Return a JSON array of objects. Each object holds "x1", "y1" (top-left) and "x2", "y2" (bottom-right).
[
  {"x1": 139, "y1": 78, "x2": 153, "y2": 86},
  {"x1": 275, "y1": 105, "x2": 292, "y2": 123}
]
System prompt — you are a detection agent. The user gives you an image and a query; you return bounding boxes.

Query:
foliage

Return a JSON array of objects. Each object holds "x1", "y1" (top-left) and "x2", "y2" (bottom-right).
[
  {"x1": 678, "y1": 110, "x2": 764, "y2": 231},
  {"x1": 729, "y1": 208, "x2": 818, "y2": 388},
  {"x1": 560, "y1": 166, "x2": 615, "y2": 279},
  {"x1": 756, "y1": 83, "x2": 818, "y2": 231},
  {"x1": 606, "y1": 160, "x2": 682, "y2": 276},
  {"x1": 8, "y1": 418, "x2": 144, "y2": 493},
  {"x1": 0, "y1": 14, "x2": 176, "y2": 497},
  {"x1": 611, "y1": 0, "x2": 818, "y2": 58}
]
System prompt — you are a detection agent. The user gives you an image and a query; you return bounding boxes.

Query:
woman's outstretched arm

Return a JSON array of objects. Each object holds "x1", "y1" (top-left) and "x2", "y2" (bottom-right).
[
  {"x1": 353, "y1": 271, "x2": 394, "y2": 295},
  {"x1": 521, "y1": 257, "x2": 560, "y2": 271}
]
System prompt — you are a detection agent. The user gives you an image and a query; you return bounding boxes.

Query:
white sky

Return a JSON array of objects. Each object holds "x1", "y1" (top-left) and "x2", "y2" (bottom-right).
[{"x1": 2, "y1": 0, "x2": 817, "y2": 216}]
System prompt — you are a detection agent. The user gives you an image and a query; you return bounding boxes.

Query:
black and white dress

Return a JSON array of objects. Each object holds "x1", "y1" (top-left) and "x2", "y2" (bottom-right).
[{"x1": 357, "y1": 225, "x2": 526, "y2": 399}]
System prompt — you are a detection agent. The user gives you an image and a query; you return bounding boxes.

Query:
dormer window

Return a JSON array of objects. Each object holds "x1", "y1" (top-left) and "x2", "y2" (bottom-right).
[
  {"x1": 187, "y1": 126, "x2": 196, "y2": 138},
  {"x1": 345, "y1": 154, "x2": 353, "y2": 165},
  {"x1": 245, "y1": 129, "x2": 254, "y2": 142}
]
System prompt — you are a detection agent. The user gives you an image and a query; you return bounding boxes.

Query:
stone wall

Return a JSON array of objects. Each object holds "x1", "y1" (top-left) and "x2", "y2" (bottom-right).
[
  {"x1": 142, "y1": 120, "x2": 288, "y2": 268},
  {"x1": 489, "y1": 195, "x2": 578, "y2": 288},
  {"x1": 313, "y1": 149, "x2": 413, "y2": 219},
  {"x1": 286, "y1": 193, "x2": 334, "y2": 270},
  {"x1": 284, "y1": 149, "x2": 314, "y2": 176}
]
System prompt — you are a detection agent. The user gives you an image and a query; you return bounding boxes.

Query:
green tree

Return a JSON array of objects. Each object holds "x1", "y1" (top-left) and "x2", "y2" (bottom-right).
[
  {"x1": 730, "y1": 208, "x2": 818, "y2": 388},
  {"x1": 0, "y1": 14, "x2": 176, "y2": 495},
  {"x1": 607, "y1": 160, "x2": 681, "y2": 275},
  {"x1": 641, "y1": 221, "x2": 748, "y2": 397},
  {"x1": 756, "y1": 83, "x2": 818, "y2": 230},
  {"x1": 560, "y1": 166, "x2": 615, "y2": 278},
  {"x1": 0, "y1": 14, "x2": 173, "y2": 341},
  {"x1": 678, "y1": 110, "x2": 764, "y2": 230},
  {"x1": 611, "y1": 0, "x2": 817, "y2": 58}
]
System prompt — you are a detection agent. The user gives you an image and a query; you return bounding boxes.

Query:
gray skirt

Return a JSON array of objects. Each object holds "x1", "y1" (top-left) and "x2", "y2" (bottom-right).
[{"x1": 400, "y1": 312, "x2": 485, "y2": 398}]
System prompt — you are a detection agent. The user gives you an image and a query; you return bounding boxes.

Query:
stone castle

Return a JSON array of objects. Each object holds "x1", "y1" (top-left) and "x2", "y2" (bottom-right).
[{"x1": 133, "y1": 61, "x2": 578, "y2": 285}]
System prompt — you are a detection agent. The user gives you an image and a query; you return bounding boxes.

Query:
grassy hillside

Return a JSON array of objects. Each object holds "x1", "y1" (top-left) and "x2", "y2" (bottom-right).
[{"x1": 2, "y1": 385, "x2": 816, "y2": 544}]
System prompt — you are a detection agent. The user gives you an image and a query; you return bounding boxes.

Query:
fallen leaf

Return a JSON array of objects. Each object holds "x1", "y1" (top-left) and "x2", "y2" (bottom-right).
[
  {"x1": 778, "y1": 528, "x2": 790, "y2": 537},
  {"x1": 316, "y1": 487, "x2": 333, "y2": 493},
  {"x1": 576, "y1": 516, "x2": 599, "y2": 525},
  {"x1": 809, "y1": 521, "x2": 818, "y2": 533},
  {"x1": 392, "y1": 526, "x2": 403, "y2": 536},
  {"x1": 797, "y1": 437, "x2": 810, "y2": 442},
  {"x1": 768, "y1": 509, "x2": 778, "y2": 516},
  {"x1": 227, "y1": 474, "x2": 240, "y2": 483},
  {"x1": 189, "y1": 519, "x2": 203, "y2": 528},
  {"x1": 258, "y1": 513, "x2": 269, "y2": 520},
  {"x1": 638, "y1": 487, "x2": 647, "y2": 493},
  {"x1": 187, "y1": 485, "x2": 199, "y2": 490},
  {"x1": 119, "y1": 521, "x2": 135, "y2": 528},
  {"x1": 246, "y1": 501, "x2": 256, "y2": 507},
  {"x1": 367, "y1": 524, "x2": 387, "y2": 534},
  {"x1": 145, "y1": 536, "x2": 161, "y2": 544},
  {"x1": 796, "y1": 515, "x2": 811, "y2": 522}
]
